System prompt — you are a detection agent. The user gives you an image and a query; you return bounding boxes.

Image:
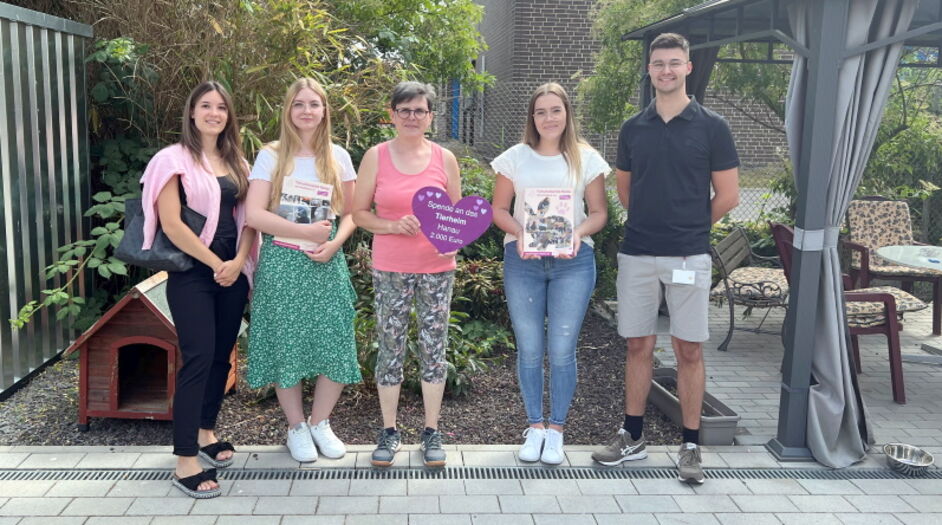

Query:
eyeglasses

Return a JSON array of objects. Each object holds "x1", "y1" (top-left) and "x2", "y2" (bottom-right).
[
  {"x1": 394, "y1": 108, "x2": 430, "y2": 119},
  {"x1": 649, "y1": 60, "x2": 688, "y2": 72}
]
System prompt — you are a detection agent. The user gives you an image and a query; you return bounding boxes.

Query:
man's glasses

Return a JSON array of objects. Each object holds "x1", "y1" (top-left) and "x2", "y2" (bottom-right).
[
  {"x1": 394, "y1": 108, "x2": 430, "y2": 119},
  {"x1": 649, "y1": 60, "x2": 688, "y2": 72}
]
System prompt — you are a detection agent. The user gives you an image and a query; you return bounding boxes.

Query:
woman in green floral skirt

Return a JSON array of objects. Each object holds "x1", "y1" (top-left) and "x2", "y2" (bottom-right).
[{"x1": 244, "y1": 78, "x2": 361, "y2": 462}]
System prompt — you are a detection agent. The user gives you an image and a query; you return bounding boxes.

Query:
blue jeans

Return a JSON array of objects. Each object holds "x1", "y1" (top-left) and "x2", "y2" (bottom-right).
[{"x1": 503, "y1": 241, "x2": 596, "y2": 426}]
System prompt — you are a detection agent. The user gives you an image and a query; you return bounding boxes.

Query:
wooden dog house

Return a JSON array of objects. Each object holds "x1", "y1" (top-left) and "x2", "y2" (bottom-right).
[{"x1": 64, "y1": 272, "x2": 245, "y2": 430}]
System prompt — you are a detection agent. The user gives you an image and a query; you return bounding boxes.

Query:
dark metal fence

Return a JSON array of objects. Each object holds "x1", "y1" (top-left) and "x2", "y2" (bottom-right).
[{"x1": 0, "y1": 4, "x2": 91, "y2": 394}]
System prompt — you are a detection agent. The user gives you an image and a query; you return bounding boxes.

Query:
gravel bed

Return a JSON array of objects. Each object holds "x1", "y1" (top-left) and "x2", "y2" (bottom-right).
[{"x1": 0, "y1": 310, "x2": 682, "y2": 447}]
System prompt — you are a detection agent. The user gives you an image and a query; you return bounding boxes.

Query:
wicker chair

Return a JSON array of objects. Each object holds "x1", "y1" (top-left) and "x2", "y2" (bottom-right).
[
  {"x1": 769, "y1": 222, "x2": 926, "y2": 404},
  {"x1": 846, "y1": 198, "x2": 942, "y2": 335},
  {"x1": 710, "y1": 227, "x2": 788, "y2": 352}
]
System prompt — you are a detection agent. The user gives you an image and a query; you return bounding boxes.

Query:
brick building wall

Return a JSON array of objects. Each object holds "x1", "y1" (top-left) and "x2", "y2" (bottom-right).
[
  {"x1": 469, "y1": 0, "x2": 601, "y2": 159},
  {"x1": 453, "y1": 0, "x2": 788, "y2": 172}
]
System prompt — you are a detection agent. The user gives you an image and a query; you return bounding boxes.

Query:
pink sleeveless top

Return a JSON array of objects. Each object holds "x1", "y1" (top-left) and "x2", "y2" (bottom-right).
[{"x1": 371, "y1": 141, "x2": 456, "y2": 273}]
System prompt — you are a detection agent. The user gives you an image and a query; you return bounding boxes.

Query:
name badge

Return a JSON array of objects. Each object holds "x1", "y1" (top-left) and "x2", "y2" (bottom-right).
[{"x1": 672, "y1": 269, "x2": 696, "y2": 285}]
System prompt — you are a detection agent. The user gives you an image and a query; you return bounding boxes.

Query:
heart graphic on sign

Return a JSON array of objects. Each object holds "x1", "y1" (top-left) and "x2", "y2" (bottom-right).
[{"x1": 412, "y1": 186, "x2": 493, "y2": 253}]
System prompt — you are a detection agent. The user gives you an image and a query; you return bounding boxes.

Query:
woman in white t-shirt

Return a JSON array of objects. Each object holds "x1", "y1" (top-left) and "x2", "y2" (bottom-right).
[
  {"x1": 244, "y1": 78, "x2": 361, "y2": 463},
  {"x1": 490, "y1": 82, "x2": 610, "y2": 465}
]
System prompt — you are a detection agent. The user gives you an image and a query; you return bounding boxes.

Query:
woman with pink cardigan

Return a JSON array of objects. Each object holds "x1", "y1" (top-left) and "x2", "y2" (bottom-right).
[{"x1": 140, "y1": 81, "x2": 258, "y2": 498}]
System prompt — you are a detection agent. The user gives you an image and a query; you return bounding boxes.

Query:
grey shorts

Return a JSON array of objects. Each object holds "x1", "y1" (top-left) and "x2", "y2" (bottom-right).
[{"x1": 616, "y1": 253, "x2": 712, "y2": 342}]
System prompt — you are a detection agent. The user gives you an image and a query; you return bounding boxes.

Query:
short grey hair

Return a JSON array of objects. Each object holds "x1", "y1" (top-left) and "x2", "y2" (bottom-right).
[{"x1": 390, "y1": 81, "x2": 436, "y2": 111}]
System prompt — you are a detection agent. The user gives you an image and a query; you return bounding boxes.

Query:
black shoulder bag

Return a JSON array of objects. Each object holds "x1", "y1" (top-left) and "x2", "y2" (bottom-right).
[{"x1": 116, "y1": 180, "x2": 207, "y2": 272}]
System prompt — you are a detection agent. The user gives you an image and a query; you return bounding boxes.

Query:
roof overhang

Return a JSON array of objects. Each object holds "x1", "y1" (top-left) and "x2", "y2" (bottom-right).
[{"x1": 622, "y1": 0, "x2": 942, "y2": 67}]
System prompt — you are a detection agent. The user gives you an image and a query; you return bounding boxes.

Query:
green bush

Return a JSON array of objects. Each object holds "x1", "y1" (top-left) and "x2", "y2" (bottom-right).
[
  {"x1": 456, "y1": 156, "x2": 505, "y2": 260},
  {"x1": 15, "y1": 0, "x2": 493, "y2": 328},
  {"x1": 591, "y1": 182, "x2": 625, "y2": 299}
]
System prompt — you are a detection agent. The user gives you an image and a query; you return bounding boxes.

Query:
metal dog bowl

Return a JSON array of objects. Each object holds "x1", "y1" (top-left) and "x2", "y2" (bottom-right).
[{"x1": 884, "y1": 443, "x2": 934, "y2": 476}]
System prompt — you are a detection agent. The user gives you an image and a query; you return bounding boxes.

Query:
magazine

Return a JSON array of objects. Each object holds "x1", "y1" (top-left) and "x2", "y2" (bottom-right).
[
  {"x1": 273, "y1": 177, "x2": 334, "y2": 252},
  {"x1": 522, "y1": 187, "x2": 574, "y2": 256}
]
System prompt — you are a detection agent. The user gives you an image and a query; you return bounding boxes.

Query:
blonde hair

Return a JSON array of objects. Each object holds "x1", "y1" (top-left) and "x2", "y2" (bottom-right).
[
  {"x1": 180, "y1": 81, "x2": 249, "y2": 198},
  {"x1": 522, "y1": 82, "x2": 592, "y2": 183},
  {"x1": 266, "y1": 78, "x2": 343, "y2": 213}
]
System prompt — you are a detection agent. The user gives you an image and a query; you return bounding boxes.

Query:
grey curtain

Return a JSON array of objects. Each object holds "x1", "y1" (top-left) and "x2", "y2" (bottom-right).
[
  {"x1": 689, "y1": 47, "x2": 720, "y2": 102},
  {"x1": 786, "y1": 0, "x2": 916, "y2": 467}
]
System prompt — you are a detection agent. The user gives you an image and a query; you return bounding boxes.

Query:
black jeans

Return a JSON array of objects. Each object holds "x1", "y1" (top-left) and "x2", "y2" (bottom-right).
[{"x1": 167, "y1": 238, "x2": 248, "y2": 457}]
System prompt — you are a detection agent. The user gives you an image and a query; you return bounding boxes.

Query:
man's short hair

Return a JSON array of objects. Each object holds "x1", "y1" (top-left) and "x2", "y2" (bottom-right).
[{"x1": 650, "y1": 33, "x2": 690, "y2": 56}]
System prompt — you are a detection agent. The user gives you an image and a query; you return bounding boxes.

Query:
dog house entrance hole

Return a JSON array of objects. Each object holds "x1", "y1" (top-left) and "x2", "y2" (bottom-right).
[{"x1": 118, "y1": 343, "x2": 169, "y2": 412}]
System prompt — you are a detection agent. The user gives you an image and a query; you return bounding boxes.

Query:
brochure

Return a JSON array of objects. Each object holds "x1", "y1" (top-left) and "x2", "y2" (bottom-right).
[
  {"x1": 522, "y1": 187, "x2": 574, "y2": 256},
  {"x1": 273, "y1": 177, "x2": 334, "y2": 252}
]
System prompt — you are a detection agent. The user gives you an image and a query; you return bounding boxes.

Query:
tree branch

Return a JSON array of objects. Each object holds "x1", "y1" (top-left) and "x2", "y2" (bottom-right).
[{"x1": 710, "y1": 92, "x2": 786, "y2": 134}]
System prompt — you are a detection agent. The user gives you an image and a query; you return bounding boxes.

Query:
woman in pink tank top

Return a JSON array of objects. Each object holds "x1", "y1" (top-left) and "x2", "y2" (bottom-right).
[{"x1": 352, "y1": 81, "x2": 461, "y2": 468}]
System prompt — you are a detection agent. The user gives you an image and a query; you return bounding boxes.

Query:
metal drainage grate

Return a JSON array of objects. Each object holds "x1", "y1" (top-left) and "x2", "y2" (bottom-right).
[{"x1": 0, "y1": 467, "x2": 939, "y2": 482}]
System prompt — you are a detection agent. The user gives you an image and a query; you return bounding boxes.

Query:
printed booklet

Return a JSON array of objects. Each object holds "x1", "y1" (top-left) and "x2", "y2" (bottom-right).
[
  {"x1": 522, "y1": 187, "x2": 574, "y2": 256},
  {"x1": 273, "y1": 177, "x2": 334, "y2": 252}
]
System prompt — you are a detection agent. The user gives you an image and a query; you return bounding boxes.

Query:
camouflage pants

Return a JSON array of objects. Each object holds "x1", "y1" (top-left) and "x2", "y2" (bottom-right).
[{"x1": 372, "y1": 269, "x2": 455, "y2": 386}]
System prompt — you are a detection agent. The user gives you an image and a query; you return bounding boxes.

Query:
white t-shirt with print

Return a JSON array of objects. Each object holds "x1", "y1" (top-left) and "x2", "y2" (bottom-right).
[
  {"x1": 249, "y1": 143, "x2": 357, "y2": 183},
  {"x1": 490, "y1": 143, "x2": 610, "y2": 247}
]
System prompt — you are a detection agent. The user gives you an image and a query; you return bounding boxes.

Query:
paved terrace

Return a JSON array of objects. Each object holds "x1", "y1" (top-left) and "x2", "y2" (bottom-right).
[{"x1": 0, "y1": 304, "x2": 940, "y2": 523}]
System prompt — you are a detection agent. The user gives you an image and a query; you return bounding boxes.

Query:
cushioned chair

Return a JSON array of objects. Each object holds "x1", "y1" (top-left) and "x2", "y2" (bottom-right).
[
  {"x1": 846, "y1": 198, "x2": 942, "y2": 335},
  {"x1": 769, "y1": 222, "x2": 926, "y2": 404},
  {"x1": 710, "y1": 227, "x2": 788, "y2": 352}
]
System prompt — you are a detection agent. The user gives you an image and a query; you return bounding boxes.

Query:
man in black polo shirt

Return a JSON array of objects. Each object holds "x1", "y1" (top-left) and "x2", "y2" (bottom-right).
[{"x1": 591, "y1": 33, "x2": 740, "y2": 484}]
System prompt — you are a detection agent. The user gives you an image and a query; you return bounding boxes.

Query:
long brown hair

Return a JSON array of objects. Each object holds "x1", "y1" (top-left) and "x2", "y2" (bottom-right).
[
  {"x1": 180, "y1": 81, "x2": 249, "y2": 198},
  {"x1": 522, "y1": 82, "x2": 591, "y2": 183},
  {"x1": 265, "y1": 78, "x2": 342, "y2": 214}
]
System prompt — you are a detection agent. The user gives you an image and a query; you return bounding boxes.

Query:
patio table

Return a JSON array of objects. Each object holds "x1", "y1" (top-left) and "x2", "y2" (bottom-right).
[
  {"x1": 876, "y1": 245, "x2": 942, "y2": 364},
  {"x1": 876, "y1": 245, "x2": 942, "y2": 272}
]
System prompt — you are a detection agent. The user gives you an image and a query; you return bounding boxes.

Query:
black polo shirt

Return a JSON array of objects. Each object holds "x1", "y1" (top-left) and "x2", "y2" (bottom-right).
[{"x1": 617, "y1": 97, "x2": 739, "y2": 256}]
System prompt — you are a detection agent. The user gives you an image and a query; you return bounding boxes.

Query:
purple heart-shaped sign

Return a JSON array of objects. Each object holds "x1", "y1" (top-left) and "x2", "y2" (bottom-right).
[{"x1": 412, "y1": 186, "x2": 493, "y2": 253}]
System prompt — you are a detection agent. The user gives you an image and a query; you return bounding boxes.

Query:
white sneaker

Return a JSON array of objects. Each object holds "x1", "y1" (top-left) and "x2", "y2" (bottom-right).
[
  {"x1": 541, "y1": 428, "x2": 565, "y2": 465},
  {"x1": 518, "y1": 427, "x2": 545, "y2": 462},
  {"x1": 309, "y1": 418, "x2": 346, "y2": 459},
  {"x1": 286, "y1": 422, "x2": 318, "y2": 462}
]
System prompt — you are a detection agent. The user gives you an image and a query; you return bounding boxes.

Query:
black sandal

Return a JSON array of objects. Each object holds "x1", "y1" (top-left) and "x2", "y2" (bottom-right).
[
  {"x1": 172, "y1": 468, "x2": 221, "y2": 499},
  {"x1": 198, "y1": 441, "x2": 236, "y2": 468}
]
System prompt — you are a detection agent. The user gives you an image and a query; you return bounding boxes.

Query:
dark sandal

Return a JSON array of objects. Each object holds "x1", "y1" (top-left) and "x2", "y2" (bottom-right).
[
  {"x1": 172, "y1": 468, "x2": 221, "y2": 499},
  {"x1": 198, "y1": 441, "x2": 236, "y2": 468}
]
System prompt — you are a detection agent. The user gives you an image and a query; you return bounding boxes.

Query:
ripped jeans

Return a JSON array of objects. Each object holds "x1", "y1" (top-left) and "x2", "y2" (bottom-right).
[{"x1": 503, "y1": 241, "x2": 596, "y2": 426}]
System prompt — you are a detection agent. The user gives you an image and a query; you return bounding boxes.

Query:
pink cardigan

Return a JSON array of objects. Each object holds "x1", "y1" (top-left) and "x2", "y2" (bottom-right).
[{"x1": 140, "y1": 144, "x2": 259, "y2": 287}]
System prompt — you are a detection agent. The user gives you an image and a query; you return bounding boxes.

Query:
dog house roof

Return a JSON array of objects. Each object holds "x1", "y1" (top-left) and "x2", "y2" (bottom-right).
[{"x1": 63, "y1": 271, "x2": 248, "y2": 356}]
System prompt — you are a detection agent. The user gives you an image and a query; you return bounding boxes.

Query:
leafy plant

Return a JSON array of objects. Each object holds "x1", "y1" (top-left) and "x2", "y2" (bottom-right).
[
  {"x1": 11, "y1": 36, "x2": 155, "y2": 329},
  {"x1": 11, "y1": 191, "x2": 129, "y2": 329},
  {"x1": 453, "y1": 258, "x2": 506, "y2": 322},
  {"x1": 456, "y1": 157, "x2": 504, "y2": 259},
  {"x1": 591, "y1": 179, "x2": 626, "y2": 299},
  {"x1": 13, "y1": 0, "x2": 493, "y2": 328}
]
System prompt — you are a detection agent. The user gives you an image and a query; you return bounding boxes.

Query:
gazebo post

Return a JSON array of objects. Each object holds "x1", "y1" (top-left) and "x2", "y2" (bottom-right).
[
  {"x1": 767, "y1": 0, "x2": 850, "y2": 462},
  {"x1": 640, "y1": 34, "x2": 654, "y2": 107}
]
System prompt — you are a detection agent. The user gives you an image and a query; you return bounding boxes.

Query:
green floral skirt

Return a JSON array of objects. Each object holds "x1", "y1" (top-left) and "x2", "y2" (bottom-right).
[{"x1": 247, "y1": 234, "x2": 361, "y2": 388}]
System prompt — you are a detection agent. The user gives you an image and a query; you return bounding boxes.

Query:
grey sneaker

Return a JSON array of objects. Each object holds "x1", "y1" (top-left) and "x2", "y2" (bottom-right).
[
  {"x1": 420, "y1": 429, "x2": 447, "y2": 467},
  {"x1": 592, "y1": 428, "x2": 647, "y2": 466},
  {"x1": 370, "y1": 429, "x2": 402, "y2": 467},
  {"x1": 677, "y1": 442, "x2": 705, "y2": 484}
]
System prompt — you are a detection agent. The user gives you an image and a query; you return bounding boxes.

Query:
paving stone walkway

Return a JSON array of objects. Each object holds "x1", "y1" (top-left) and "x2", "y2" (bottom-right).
[
  {"x1": 0, "y1": 443, "x2": 940, "y2": 524},
  {"x1": 693, "y1": 304, "x2": 942, "y2": 450},
  {"x1": 2, "y1": 303, "x2": 941, "y2": 523}
]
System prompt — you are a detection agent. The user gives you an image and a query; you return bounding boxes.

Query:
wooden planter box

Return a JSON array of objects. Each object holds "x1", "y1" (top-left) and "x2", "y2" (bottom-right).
[
  {"x1": 65, "y1": 272, "x2": 245, "y2": 430},
  {"x1": 649, "y1": 367, "x2": 740, "y2": 445}
]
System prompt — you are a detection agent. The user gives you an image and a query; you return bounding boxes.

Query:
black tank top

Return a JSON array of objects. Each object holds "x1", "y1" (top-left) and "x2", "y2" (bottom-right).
[{"x1": 214, "y1": 176, "x2": 239, "y2": 240}]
